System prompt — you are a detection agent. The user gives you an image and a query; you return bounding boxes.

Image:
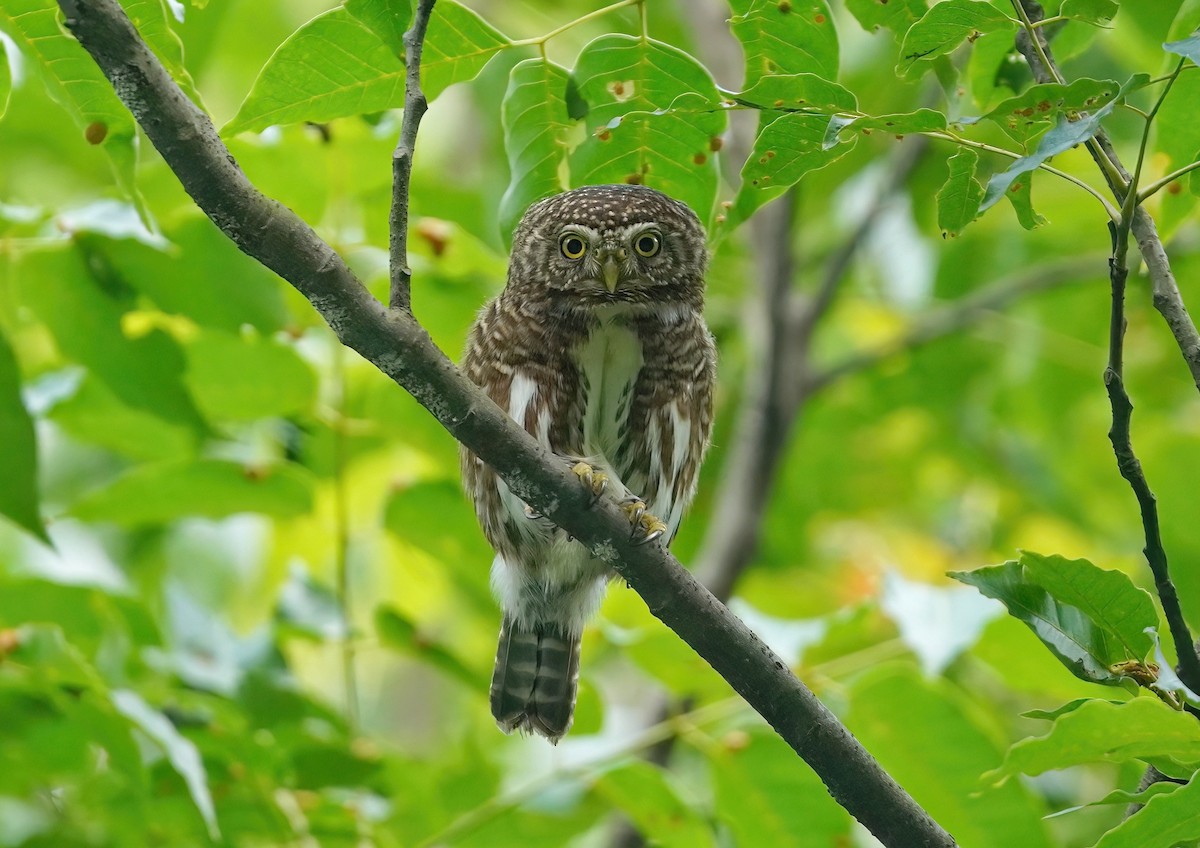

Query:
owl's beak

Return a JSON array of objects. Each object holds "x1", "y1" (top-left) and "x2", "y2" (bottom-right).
[{"x1": 598, "y1": 247, "x2": 627, "y2": 292}]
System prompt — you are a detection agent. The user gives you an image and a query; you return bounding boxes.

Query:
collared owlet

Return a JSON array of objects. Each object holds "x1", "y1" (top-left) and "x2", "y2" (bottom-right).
[{"x1": 461, "y1": 184, "x2": 716, "y2": 742}]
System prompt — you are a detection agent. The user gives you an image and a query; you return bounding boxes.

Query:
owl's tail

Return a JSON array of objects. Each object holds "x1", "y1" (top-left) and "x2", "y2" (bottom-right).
[{"x1": 490, "y1": 617, "x2": 580, "y2": 743}]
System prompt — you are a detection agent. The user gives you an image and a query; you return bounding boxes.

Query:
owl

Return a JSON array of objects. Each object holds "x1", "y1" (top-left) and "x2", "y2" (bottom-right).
[{"x1": 461, "y1": 184, "x2": 716, "y2": 742}]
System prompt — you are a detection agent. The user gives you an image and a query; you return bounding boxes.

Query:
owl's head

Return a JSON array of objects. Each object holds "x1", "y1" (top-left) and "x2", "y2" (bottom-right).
[{"x1": 507, "y1": 185, "x2": 707, "y2": 311}]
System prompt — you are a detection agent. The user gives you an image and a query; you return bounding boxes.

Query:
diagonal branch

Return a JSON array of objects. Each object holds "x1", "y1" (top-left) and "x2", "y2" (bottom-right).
[
  {"x1": 58, "y1": 1, "x2": 956, "y2": 845},
  {"x1": 389, "y1": 0, "x2": 435, "y2": 312}
]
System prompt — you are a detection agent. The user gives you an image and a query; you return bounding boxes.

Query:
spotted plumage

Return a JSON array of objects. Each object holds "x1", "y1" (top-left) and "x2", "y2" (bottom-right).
[{"x1": 461, "y1": 185, "x2": 716, "y2": 742}]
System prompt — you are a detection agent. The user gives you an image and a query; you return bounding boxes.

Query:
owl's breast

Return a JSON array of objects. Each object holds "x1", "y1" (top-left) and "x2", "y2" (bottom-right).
[{"x1": 574, "y1": 314, "x2": 643, "y2": 469}]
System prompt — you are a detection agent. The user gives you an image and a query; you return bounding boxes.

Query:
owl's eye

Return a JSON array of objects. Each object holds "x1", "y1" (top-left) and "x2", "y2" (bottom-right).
[
  {"x1": 559, "y1": 234, "x2": 587, "y2": 260},
  {"x1": 634, "y1": 232, "x2": 661, "y2": 257}
]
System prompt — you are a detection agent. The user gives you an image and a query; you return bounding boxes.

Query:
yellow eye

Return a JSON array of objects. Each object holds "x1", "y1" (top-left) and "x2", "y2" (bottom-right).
[
  {"x1": 634, "y1": 232, "x2": 661, "y2": 257},
  {"x1": 560, "y1": 234, "x2": 587, "y2": 260}
]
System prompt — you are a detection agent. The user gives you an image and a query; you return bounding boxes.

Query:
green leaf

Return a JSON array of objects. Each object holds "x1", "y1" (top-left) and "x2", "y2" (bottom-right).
[
  {"x1": 982, "y1": 78, "x2": 1123, "y2": 143},
  {"x1": 111, "y1": 689, "x2": 220, "y2": 841},
  {"x1": 0, "y1": 0, "x2": 146, "y2": 219},
  {"x1": 569, "y1": 35, "x2": 724, "y2": 224},
  {"x1": 847, "y1": 665, "x2": 1053, "y2": 848},
  {"x1": 345, "y1": 0, "x2": 411, "y2": 58},
  {"x1": 1164, "y1": 33, "x2": 1200, "y2": 65},
  {"x1": 15, "y1": 245, "x2": 208, "y2": 435},
  {"x1": 592, "y1": 761, "x2": 716, "y2": 848},
  {"x1": 1004, "y1": 176, "x2": 1047, "y2": 229},
  {"x1": 96, "y1": 216, "x2": 290, "y2": 334},
  {"x1": 735, "y1": 73, "x2": 857, "y2": 112},
  {"x1": 1060, "y1": 0, "x2": 1118, "y2": 26},
  {"x1": 1088, "y1": 782, "x2": 1188, "y2": 809},
  {"x1": 183, "y1": 330, "x2": 316, "y2": 421},
  {"x1": 828, "y1": 108, "x2": 947, "y2": 145},
  {"x1": 980, "y1": 81, "x2": 1128, "y2": 212},
  {"x1": 499, "y1": 58, "x2": 570, "y2": 241},
  {"x1": 0, "y1": 326, "x2": 46, "y2": 541},
  {"x1": 845, "y1": 0, "x2": 927, "y2": 35},
  {"x1": 994, "y1": 697, "x2": 1200, "y2": 778},
  {"x1": 119, "y1": 0, "x2": 202, "y2": 103},
  {"x1": 897, "y1": 0, "x2": 1014, "y2": 78},
  {"x1": 375, "y1": 605, "x2": 478, "y2": 685},
  {"x1": 48, "y1": 376, "x2": 194, "y2": 462},
  {"x1": 728, "y1": 113, "x2": 853, "y2": 228},
  {"x1": 1022, "y1": 698, "x2": 1118, "y2": 721},
  {"x1": 224, "y1": 8, "x2": 405, "y2": 134},
  {"x1": 728, "y1": 0, "x2": 839, "y2": 84},
  {"x1": 0, "y1": 37, "x2": 12, "y2": 121},
  {"x1": 950, "y1": 553, "x2": 1157, "y2": 685},
  {"x1": 71, "y1": 459, "x2": 314, "y2": 525},
  {"x1": 709, "y1": 730, "x2": 852, "y2": 847},
  {"x1": 937, "y1": 148, "x2": 983, "y2": 237},
  {"x1": 421, "y1": 0, "x2": 511, "y2": 99}
]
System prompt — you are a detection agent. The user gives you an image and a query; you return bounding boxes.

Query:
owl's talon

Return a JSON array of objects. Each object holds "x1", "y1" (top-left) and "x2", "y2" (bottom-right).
[
  {"x1": 523, "y1": 504, "x2": 543, "y2": 520},
  {"x1": 621, "y1": 498, "x2": 667, "y2": 546},
  {"x1": 571, "y1": 461, "x2": 608, "y2": 505}
]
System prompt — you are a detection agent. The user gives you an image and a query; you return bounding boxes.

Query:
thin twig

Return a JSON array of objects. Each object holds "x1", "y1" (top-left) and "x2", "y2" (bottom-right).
[
  {"x1": 389, "y1": 0, "x2": 436, "y2": 312},
  {"x1": 331, "y1": 344, "x2": 360, "y2": 728},
  {"x1": 1012, "y1": 0, "x2": 1200, "y2": 694},
  {"x1": 59, "y1": 3, "x2": 958, "y2": 844},
  {"x1": 1138, "y1": 159, "x2": 1200, "y2": 203}
]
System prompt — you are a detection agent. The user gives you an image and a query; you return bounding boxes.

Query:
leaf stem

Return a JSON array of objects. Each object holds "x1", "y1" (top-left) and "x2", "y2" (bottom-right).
[
  {"x1": 509, "y1": 0, "x2": 643, "y2": 47},
  {"x1": 1138, "y1": 159, "x2": 1200, "y2": 203},
  {"x1": 923, "y1": 131, "x2": 1120, "y2": 221}
]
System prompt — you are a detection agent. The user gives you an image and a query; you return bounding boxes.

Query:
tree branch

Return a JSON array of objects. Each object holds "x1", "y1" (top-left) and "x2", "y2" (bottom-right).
[
  {"x1": 388, "y1": 0, "x2": 435, "y2": 312},
  {"x1": 58, "y1": 1, "x2": 956, "y2": 844},
  {"x1": 1015, "y1": 0, "x2": 1200, "y2": 393},
  {"x1": 1014, "y1": 0, "x2": 1200, "y2": 695}
]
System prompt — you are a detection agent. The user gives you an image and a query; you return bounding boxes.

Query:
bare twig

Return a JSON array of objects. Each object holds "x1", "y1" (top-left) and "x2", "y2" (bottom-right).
[
  {"x1": 59, "y1": 2, "x2": 957, "y2": 844},
  {"x1": 389, "y1": 0, "x2": 435, "y2": 312}
]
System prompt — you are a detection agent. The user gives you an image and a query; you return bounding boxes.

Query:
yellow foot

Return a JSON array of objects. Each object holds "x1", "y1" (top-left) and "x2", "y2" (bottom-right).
[
  {"x1": 620, "y1": 496, "x2": 667, "y2": 545},
  {"x1": 571, "y1": 461, "x2": 608, "y2": 504}
]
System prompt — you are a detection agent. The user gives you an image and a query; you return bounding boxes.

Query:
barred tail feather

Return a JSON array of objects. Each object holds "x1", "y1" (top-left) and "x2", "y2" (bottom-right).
[{"x1": 490, "y1": 617, "x2": 581, "y2": 743}]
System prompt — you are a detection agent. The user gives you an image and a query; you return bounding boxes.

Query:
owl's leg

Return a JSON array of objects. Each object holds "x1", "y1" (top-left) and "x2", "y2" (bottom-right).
[
  {"x1": 570, "y1": 461, "x2": 608, "y2": 503},
  {"x1": 619, "y1": 495, "x2": 668, "y2": 545}
]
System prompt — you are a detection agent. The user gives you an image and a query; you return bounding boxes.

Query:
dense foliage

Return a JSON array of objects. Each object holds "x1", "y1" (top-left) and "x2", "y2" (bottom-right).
[{"x1": 1, "y1": 0, "x2": 1199, "y2": 845}]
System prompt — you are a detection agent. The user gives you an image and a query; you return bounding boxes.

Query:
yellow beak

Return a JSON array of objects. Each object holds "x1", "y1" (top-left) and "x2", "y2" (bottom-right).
[{"x1": 602, "y1": 258, "x2": 620, "y2": 292}]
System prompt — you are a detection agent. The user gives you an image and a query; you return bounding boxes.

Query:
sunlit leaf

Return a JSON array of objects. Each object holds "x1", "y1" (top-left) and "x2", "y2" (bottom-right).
[
  {"x1": 1004, "y1": 176, "x2": 1047, "y2": 229},
  {"x1": 993, "y1": 697, "x2": 1200, "y2": 778},
  {"x1": 897, "y1": 0, "x2": 1014, "y2": 78},
  {"x1": 224, "y1": 8, "x2": 405, "y2": 134},
  {"x1": 845, "y1": 0, "x2": 927, "y2": 34},
  {"x1": 735, "y1": 73, "x2": 857, "y2": 112},
  {"x1": 1060, "y1": 0, "x2": 1118, "y2": 26},
  {"x1": 183, "y1": 330, "x2": 316, "y2": 421},
  {"x1": 569, "y1": 35, "x2": 724, "y2": 223},
  {"x1": 0, "y1": 326, "x2": 45, "y2": 541},
  {"x1": 421, "y1": 0, "x2": 511, "y2": 99},
  {"x1": 709, "y1": 729, "x2": 852, "y2": 847},
  {"x1": 119, "y1": 0, "x2": 202, "y2": 103},
  {"x1": 0, "y1": 0, "x2": 145, "y2": 217},
  {"x1": 592, "y1": 761, "x2": 716, "y2": 848},
  {"x1": 71, "y1": 459, "x2": 314, "y2": 525},
  {"x1": 15, "y1": 245, "x2": 208, "y2": 435},
  {"x1": 937, "y1": 147, "x2": 983, "y2": 237},
  {"x1": 499, "y1": 58, "x2": 570, "y2": 240},
  {"x1": 111, "y1": 689, "x2": 220, "y2": 841},
  {"x1": 48, "y1": 375, "x2": 194, "y2": 462},
  {"x1": 345, "y1": 0, "x2": 411, "y2": 58},
  {"x1": 728, "y1": 0, "x2": 838, "y2": 84},
  {"x1": 0, "y1": 37, "x2": 12, "y2": 121},
  {"x1": 728, "y1": 112, "x2": 852, "y2": 228},
  {"x1": 847, "y1": 665, "x2": 1053, "y2": 848}
]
